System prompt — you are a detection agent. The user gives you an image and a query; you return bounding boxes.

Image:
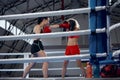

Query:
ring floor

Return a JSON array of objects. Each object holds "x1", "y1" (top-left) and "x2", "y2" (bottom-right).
[{"x1": 0, "y1": 77, "x2": 120, "y2": 80}]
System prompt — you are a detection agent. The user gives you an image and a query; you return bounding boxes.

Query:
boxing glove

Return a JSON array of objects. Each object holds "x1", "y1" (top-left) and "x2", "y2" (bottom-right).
[
  {"x1": 43, "y1": 26, "x2": 51, "y2": 33},
  {"x1": 59, "y1": 21, "x2": 70, "y2": 29}
]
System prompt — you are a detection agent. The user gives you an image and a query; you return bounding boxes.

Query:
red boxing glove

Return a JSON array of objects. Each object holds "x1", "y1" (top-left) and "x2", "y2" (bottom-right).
[
  {"x1": 59, "y1": 21, "x2": 70, "y2": 29},
  {"x1": 43, "y1": 26, "x2": 51, "y2": 33}
]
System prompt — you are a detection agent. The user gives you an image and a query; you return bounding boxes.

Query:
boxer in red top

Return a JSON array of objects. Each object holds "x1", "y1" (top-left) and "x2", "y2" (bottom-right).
[{"x1": 51, "y1": 18, "x2": 86, "y2": 78}]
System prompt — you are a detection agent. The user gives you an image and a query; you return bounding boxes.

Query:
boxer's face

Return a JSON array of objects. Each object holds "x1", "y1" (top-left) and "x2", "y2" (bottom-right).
[{"x1": 44, "y1": 18, "x2": 50, "y2": 25}]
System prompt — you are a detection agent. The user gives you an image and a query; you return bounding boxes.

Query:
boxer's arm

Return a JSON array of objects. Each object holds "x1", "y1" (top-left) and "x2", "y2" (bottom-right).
[
  {"x1": 50, "y1": 24, "x2": 60, "y2": 28},
  {"x1": 50, "y1": 23, "x2": 70, "y2": 29}
]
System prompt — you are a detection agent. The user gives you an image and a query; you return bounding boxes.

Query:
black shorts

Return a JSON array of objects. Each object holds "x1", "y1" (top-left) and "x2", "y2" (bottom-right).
[{"x1": 31, "y1": 40, "x2": 44, "y2": 54}]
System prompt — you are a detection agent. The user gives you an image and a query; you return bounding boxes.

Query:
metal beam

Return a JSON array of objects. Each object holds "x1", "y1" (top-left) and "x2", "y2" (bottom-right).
[{"x1": 0, "y1": 0, "x2": 27, "y2": 13}]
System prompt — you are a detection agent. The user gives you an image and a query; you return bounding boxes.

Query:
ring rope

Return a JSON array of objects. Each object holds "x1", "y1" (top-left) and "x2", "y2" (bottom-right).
[
  {"x1": 0, "y1": 22, "x2": 120, "y2": 41},
  {"x1": 0, "y1": 28, "x2": 105, "y2": 41},
  {"x1": 0, "y1": 50, "x2": 89, "y2": 55},
  {"x1": 109, "y1": 23, "x2": 120, "y2": 31},
  {"x1": 0, "y1": 53, "x2": 106, "y2": 64},
  {"x1": 113, "y1": 49, "x2": 120, "y2": 57},
  {"x1": 0, "y1": 67, "x2": 82, "y2": 72},
  {"x1": 0, "y1": 6, "x2": 106, "y2": 20}
]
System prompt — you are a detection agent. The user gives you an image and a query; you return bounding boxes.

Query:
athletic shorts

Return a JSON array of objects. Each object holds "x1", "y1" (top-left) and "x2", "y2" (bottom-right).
[
  {"x1": 31, "y1": 40, "x2": 44, "y2": 54},
  {"x1": 65, "y1": 45, "x2": 80, "y2": 55}
]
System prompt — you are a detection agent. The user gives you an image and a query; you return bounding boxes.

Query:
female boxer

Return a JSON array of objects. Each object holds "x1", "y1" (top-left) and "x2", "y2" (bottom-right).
[
  {"x1": 51, "y1": 18, "x2": 86, "y2": 78},
  {"x1": 22, "y1": 17, "x2": 51, "y2": 78}
]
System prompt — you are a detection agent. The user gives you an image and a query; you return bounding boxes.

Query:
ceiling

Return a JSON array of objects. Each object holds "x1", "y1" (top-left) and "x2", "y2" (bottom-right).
[{"x1": 0, "y1": 0, "x2": 119, "y2": 33}]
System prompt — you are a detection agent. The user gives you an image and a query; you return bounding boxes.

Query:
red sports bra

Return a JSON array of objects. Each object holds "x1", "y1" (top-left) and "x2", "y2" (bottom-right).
[{"x1": 68, "y1": 36, "x2": 79, "y2": 38}]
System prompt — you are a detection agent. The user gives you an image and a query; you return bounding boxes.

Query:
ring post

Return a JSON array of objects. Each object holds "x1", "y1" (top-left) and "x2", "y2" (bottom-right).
[{"x1": 89, "y1": 0, "x2": 107, "y2": 78}]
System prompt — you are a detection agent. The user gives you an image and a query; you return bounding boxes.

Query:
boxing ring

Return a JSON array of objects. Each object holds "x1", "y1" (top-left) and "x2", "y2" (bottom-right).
[{"x1": 0, "y1": 0, "x2": 120, "y2": 80}]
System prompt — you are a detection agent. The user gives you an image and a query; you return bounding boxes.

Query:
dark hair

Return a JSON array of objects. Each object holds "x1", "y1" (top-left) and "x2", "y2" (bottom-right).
[
  {"x1": 37, "y1": 17, "x2": 48, "y2": 24},
  {"x1": 69, "y1": 20, "x2": 76, "y2": 31}
]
